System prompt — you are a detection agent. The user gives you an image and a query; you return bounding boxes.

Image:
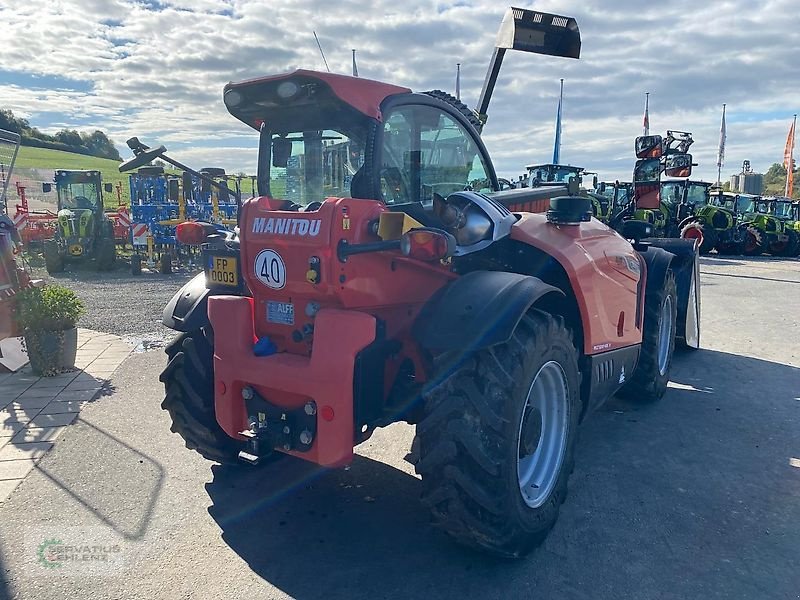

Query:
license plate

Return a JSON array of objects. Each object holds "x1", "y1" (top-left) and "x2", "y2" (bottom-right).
[{"x1": 207, "y1": 256, "x2": 238, "y2": 287}]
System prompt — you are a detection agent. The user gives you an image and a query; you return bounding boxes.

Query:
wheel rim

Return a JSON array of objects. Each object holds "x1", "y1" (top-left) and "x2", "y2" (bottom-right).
[
  {"x1": 517, "y1": 361, "x2": 569, "y2": 509},
  {"x1": 682, "y1": 227, "x2": 703, "y2": 245},
  {"x1": 657, "y1": 294, "x2": 674, "y2": 375}
]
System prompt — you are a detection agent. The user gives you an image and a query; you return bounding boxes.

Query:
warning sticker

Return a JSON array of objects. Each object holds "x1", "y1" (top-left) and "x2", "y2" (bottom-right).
[{"x1": 267, "y1": 301, "x2": 295, "y2": 326}]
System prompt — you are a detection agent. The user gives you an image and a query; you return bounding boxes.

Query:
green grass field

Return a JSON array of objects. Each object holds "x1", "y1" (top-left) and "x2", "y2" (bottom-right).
[{"x1": 13, "y1": 146, "x2": 132, "y2": 207}]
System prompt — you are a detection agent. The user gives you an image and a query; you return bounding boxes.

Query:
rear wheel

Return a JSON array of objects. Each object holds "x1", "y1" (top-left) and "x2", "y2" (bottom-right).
[
  {"x1": 743, "y1": 226, "x2": 763, "y2": 256},
  {"x1": 95, "y1": 238, "x2": 116, "y2": 271},
  {"x1": 413, "y1": 310, "x2": 581, "y2": 557},
  {"x1": 159, "y1": 327, "x2": 244, "y2": 463},
  {"x1": 130, "y1": 254, "x2": 142, "y2": 276},
  {"x1": 680, "y1": 222, "x2": 716, "y2": 254},
  {"x1": 771, "y1": 230, "x2": 798, "y2": 257},
  {"x1": 159, "y1": 252, "x2": 172, "y2": 274},
  {"x1": 618, "y1": 270, "x2": 677, "y2": 402},
  {"x1": 43, "y1": 241, "x2": 64, "y2": 274}
]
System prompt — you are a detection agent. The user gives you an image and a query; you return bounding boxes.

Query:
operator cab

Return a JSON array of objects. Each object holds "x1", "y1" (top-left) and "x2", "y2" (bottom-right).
[
  {"x1": 226, "y1": 71, "x2": 500, "y2": 230},
  {"x1": 53, "y1": 170, "x2": 105, "y2": 212}
]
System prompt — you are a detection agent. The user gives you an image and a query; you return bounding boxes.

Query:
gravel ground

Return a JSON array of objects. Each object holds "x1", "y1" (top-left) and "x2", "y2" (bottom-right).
[{"x1": 26, "y1": 258, "x2": 195, "y2": 347}]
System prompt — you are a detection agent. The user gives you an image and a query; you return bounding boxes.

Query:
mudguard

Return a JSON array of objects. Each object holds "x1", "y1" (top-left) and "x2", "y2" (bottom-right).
[
  {"x1": 413, "y1": 270, "x2": 563, "y2": 352},
  {"x1": 641, "y1": 238, "x2": 700, "y2": 349},
  {"x1": 162, "y1": 273, "x2": 211, "y2": 332}
]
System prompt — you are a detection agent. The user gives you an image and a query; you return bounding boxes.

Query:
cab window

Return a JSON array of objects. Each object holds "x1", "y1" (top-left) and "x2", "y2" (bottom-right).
[{"x1": 380, "y1": 104, "x2": 492, "y2": 205}]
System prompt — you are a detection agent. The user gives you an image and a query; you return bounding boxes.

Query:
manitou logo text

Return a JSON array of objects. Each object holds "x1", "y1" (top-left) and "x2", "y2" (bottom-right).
[{"x1": 252, "y1": 217, "x2": 321, "y2": 236}]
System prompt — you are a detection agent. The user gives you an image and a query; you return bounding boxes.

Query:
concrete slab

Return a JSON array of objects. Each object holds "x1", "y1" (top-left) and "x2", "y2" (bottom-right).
[
  {"x1": 0, "y1": 478, "x2": 21, "y2": 502},
  {"x1": 26, "y1": 412, "x2": 79, "y2": 428},
  {"x1": 0, "y1": 441, "x2": 54, "y2": 461},
  {"x1": 11, "y1": 427, "x2": 65, "y2": 444},
  {"x1": 38, "y1": 401, "x2": 83, "y2": 414},
  {"x1": 0, "y1": 458, "x2": 35, "y2": 481}
]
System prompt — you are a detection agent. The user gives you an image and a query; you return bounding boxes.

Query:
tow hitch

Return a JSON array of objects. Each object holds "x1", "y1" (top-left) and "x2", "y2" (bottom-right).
[{"x1": 237, "y1": 386, "x2": 318, "y2": 465}]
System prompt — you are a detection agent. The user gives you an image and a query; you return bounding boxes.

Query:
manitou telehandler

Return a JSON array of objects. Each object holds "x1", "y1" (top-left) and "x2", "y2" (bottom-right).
[{"x1": 125, "y1": 7, "x2": 701, "y2": 558}]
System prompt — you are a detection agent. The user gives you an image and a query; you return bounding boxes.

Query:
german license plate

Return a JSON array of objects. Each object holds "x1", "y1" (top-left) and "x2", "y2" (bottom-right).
[{"x1": 207, "y1": 256, "x2": 238, "y2": 287}]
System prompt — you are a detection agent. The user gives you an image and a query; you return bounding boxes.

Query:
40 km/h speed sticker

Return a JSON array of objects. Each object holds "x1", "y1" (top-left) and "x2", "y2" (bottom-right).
[{"x1": 254, "y1": 249, "x2": 287, "y2": 289}]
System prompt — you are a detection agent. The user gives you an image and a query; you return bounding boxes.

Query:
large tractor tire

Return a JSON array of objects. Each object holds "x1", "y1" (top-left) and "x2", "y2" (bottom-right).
[
  {"x1": 159, "y1": 327, "x2": 244, "y2": 464},
  {"x1": 413, "y1": 310, "x2": 581, "y2": 558},
  {"x1": 742, "y1": 226, "x2": 764, "y2": 256},
  {"x1": 618, "y1": 270, "x2": 677, "y2": 402},
  {"x1": 680, "y1": 222, "x2": 716, "y2": 254},
  {"x1": 95, "y1": 238, "x2": 116, "y2": 271},
  {"x1": 159, "y1": 253, "x2": 172, "y2": 275},
  {"x1": 770, "y1": 230, "x2": 798, "y2": 257},
  {"x1": 43, "y1": 241, "x2": 65, "y2": 274},
  {"x1": 130, "y1": 254, "x2": 142, "y2": 276}
]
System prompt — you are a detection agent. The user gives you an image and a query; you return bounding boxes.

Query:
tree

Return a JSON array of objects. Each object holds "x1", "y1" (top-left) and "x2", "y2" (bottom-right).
[{"x1": 55, "y1": 129, "x2": 84, "y2": 148}]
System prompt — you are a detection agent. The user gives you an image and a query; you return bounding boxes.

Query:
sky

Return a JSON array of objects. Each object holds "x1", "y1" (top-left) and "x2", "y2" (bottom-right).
[{"x1": 0, "y1": 0, "x2": 798, "y2": 183}]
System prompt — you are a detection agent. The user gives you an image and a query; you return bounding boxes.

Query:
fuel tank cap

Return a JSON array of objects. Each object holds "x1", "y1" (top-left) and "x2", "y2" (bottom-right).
[{"x1": 546, "y1": 196, "x2": 592, "y2": 225}]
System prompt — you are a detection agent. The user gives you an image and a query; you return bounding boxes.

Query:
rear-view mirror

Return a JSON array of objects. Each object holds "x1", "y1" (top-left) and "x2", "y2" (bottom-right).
[
  {"x1": 104, "y1": 183, "x2": 113, "y2": 193},
  {"x1": 634, "y1": 158, "x2": 661, "y2": 183},
  {"x1": 664, "y1": 153, "x2": 693, "y2": 178},
  {"x1": 42, "y1": 182, "x2": 52, "y2": 193},
  {"x1": 635, "y1": 135, "x2": 663, "y2": 159}
]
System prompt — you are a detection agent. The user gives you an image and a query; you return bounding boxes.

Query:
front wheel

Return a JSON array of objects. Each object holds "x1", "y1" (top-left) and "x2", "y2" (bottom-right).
[
  {"x1": 159, "y1": 327, "x2": 244, "y2": 463},
  {"x1": 44, "y1": 241, "x2": 64, "y2": 274},
  {"x1": 680, "y1": 222, "x2": 716, "y2": 254},
  {"x1": 413, "y1": 310, "x2": 581, "y2": 558},
  {"x1": 618, "y1": 270, "x2": 677, "y2": 402}
]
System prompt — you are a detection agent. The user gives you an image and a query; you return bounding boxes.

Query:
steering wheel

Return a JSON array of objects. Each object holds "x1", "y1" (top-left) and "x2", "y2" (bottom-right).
[{"x1": 73, "y1": 196, "x2": 92, "y2": 209}]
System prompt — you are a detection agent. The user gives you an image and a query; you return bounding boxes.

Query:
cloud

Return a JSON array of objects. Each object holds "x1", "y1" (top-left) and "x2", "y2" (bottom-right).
[{"x1": 0, "y1": 0, "x2": 797, "y2": 182}]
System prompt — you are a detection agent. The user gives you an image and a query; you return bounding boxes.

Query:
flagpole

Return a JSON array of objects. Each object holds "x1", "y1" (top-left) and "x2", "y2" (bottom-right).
[
  {"x1": 785, "y1": 114, "x2": 796, "y2": 197},
  {"x1": 717, "y1": 104, "x2": 727, "y2": 186},
  {"x1": 643, "y1": 92, "x2": 650, "y2": 136},
  {"x1": 456, "y1": 63, "x2": 461, "y2": 101},
  {"x1": 351, "y1": 49, "x2": 358, "y2": 77},
  {"x1": 552, "y1": 78, "x2": 563, "y2": 164}
]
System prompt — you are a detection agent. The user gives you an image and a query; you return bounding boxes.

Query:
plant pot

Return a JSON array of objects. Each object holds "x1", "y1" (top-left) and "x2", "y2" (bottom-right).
[{"x1": 24, "y1": 327, "x2": 78, "y2": 377}]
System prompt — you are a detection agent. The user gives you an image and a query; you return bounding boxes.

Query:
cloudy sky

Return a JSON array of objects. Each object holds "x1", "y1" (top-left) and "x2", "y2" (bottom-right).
[{"x1": 1, "y1": 0, "x2": 798, "y2": 183}]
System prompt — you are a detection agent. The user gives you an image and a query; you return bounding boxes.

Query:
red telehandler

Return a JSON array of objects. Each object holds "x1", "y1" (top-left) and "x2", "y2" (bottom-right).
[{"x1": 122, "y1": 8, "x2": 701, "y2": 557}]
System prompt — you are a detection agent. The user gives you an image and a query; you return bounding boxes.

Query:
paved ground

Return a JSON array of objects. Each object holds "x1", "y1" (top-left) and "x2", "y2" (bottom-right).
[
  {"x1": 0, "y1": 330, "x2": 132, "y2": 503},
  {"x1": 0, "y1": 256, "x2": 798, "y2": 599}
]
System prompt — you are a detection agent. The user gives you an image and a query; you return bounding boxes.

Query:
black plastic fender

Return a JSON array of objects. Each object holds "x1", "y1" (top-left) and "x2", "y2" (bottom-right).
[
  {"x1": 413, "y1": 270, "x2": 563, "y2": 352},
  {"x1": 640, "y1": 238, "x2": 700, "y2": 349},
  {"x1": 162, "y1": 273, "x2": 211, "y2": 332}
]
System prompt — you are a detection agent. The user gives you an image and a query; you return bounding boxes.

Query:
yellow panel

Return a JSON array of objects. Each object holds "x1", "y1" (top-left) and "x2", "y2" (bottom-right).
[{"x1": 377, "y1": 212, "x2": 424, "y2": 240}]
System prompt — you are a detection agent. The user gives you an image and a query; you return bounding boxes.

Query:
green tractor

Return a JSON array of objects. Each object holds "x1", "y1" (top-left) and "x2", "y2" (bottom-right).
[
  {"x1": 524, "y1": 164, "x2": 606, "y2": 218},
  {"x1": 593, "y1": 180, "x2": 632, "y2": 223},
  {"x1": 678, "y1": 190, "x2": 753, "y2": 255},
  {"x1": 42, "y1": 170, "x2": 117, "y2": 274},
  {"x1": 749, "y1": 197, "x2": 800, "y2": 257}
]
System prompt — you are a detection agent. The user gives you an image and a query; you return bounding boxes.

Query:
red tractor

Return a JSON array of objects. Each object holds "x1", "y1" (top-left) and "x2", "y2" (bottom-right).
[{"x1": 124, "y1": 8, "x2": 701, "y2": 557}]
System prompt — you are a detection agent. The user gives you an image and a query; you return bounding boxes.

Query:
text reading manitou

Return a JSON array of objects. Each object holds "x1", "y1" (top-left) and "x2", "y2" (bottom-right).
[{"x1": 252, "y1": 218, "x2": 321, "y2": 236}]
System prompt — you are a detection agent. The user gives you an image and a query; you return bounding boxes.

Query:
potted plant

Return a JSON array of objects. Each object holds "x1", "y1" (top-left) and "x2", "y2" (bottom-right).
[{"x1": 15, "y1": 284, "x2": 85, "y2": 376}]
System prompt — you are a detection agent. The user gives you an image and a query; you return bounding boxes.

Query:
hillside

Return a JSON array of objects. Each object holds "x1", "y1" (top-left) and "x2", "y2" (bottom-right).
[{"x1": 10, "y1": 146, "x2": 132, "y2": 208}]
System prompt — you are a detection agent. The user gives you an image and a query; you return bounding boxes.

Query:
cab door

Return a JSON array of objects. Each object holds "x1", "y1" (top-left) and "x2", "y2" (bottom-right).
[{"x1": 376, "y1": 95, "x2": 498, "y2": 209}]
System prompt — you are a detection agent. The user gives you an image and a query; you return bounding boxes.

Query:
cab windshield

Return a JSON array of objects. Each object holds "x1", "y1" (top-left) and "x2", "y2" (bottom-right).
[
  {"x1": 774, "y1": 201, "x2": 792, "y2": 218},
  {"x1": 267, "y1": 129, "x2": 367, "y2": 206},
  {"x1": 58, "y1": 180, "x2": 100, "y2": 210},
  {"x1": 527, "y1": 165, "x2": 582, "y2": 184},
  {"x1": 686, "y1": 183, "x2": 710, "y2": 207}
]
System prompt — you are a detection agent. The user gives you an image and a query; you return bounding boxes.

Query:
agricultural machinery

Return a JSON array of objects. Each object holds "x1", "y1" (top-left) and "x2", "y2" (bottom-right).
[
  {"x1": 681, "y1": 190, "x2": 762, "y2": 255},
  {"x1": 41, "y1": 170, "x2": 117, "y2": 273},
  {"x1": 126, "y1": 154, "x2": 244, "y2": 274},
  {"x1": 593, "y1": 180, "x2": 633, "y2": 223},
  {"x1": 744, "y1": 196, "x2": 799, "y2": 256},
  {"x1": 0, "y1": 128, "x2": 32, "y2": 371},
  {"x1": 140, "y1": 8, "x2": 701, "y2": 557}
]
